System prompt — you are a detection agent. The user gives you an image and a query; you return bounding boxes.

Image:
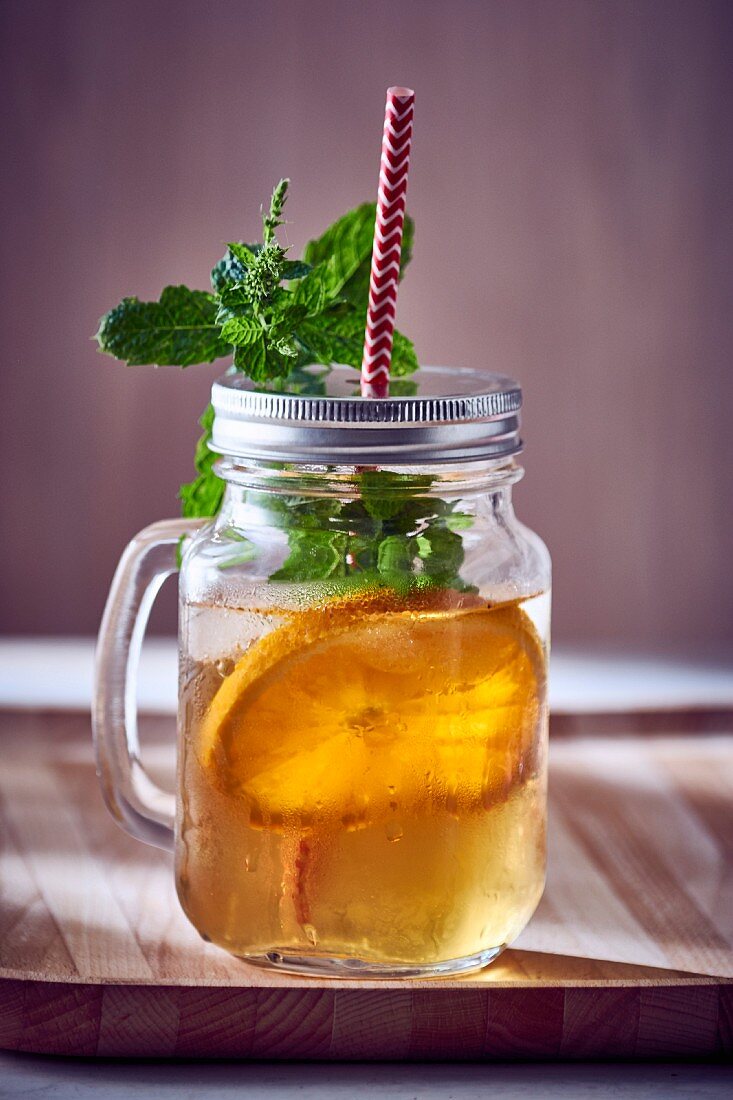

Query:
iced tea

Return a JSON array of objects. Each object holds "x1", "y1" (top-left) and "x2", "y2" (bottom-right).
[{"x1": 176, "y1": 589, "x2": 548, "y2": 971}]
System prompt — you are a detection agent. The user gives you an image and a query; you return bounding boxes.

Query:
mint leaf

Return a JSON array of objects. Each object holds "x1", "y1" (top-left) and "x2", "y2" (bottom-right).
[
  {"x1": 234, "y1": 337, "x2": 266, "y2": 378},
  {"x1": 227, "y1": 242, "x2": 258, "y2": 267},
  {"x1": 216, "y1": 285, "x2": 251, "y2": 312},
  {"x1": 377, "y1": 535, "x2": 417, "y2": 577},
  {"x1": 218, "y1": 314, "x2": 261, "y2": 346},
  {"x1": 359, "y1": 469, "x2": 424, "y2": 521},
  {"x1": 281, "y1": 259, "x2": 313, "y2": 279},
  {"x1": 264, "y1": 344, "x2": 298, "y2": 379},
  {"x1": 303, "y1": 203, "x2": 376, "y2": 295},
  {"x1": 96, "y1": 286, "x2": 231, "y2": 367},
  {"x1": 291, "y1": 261, "x2": 340, "y2": 317},
  {"x1": 270, "y1": 529, "x2": 349, "y2": 581},
  {"x1": 179, "y1": 404, "x2": 224, "y2": 518},
  {"x1": 211, "y1": 244, "x2": 261, "y2": 292},
  {"x1": 294, "y1": 321, "x2": 337, "y2": 365},
  {"x1": 416, "y1": 526, "x2": 467, "y2": 587}
]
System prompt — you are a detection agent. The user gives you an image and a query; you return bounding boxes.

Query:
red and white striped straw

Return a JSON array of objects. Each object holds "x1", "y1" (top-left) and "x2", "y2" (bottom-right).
[{"x1": 361, "y1": 86, "x2": 415, "y2": 399}]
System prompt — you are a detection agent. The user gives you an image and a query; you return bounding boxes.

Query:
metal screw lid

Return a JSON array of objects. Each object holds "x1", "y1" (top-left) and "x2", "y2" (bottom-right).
[{"x1": 210, "y1": 364, "x2": 522, "y2": 465}]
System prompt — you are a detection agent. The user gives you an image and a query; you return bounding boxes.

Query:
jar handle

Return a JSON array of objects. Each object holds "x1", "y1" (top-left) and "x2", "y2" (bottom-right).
[{"x1": 93, "y1": 518, "x2": 205, "y2": 852}]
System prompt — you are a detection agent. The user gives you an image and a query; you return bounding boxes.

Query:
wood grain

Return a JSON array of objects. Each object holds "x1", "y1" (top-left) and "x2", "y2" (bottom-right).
[{"x1": 0, "y1": 711, "x2": 731, "y2": 1059}]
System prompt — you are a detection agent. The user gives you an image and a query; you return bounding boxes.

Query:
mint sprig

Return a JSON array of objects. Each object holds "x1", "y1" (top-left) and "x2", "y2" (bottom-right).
[
  {"x1": 179, "y1": 404, "x2": 224, "y2": 519},
  {"x1": 96, "y1": 180, "x2": 416, "y2": 384},
  {"x1": 95, "y1": 286, "x2": 231, "y2": 367},
  {"x1": 96, "y1": 179, "x2": 419, "y2": 528}
]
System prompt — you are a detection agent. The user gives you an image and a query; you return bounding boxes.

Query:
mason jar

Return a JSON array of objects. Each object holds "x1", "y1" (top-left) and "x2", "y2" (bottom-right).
[{"x1": 94, "y1": 365, "x2": 551, "y2": 978}]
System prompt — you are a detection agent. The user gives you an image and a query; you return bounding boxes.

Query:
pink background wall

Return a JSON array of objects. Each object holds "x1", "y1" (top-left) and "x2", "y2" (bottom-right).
[{"x1": 2, "y1": 0, "x2": 731, "y2": 653}]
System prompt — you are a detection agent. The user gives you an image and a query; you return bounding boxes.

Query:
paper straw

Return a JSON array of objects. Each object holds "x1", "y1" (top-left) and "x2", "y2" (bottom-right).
[{"x1": 361, "y1": 87, "x2": 415, "y2": 399}]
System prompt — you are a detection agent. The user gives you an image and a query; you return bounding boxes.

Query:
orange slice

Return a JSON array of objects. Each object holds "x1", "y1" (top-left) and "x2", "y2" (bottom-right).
[{"x1": 198, "y1": 591, "x2": 546, "y2": 820}]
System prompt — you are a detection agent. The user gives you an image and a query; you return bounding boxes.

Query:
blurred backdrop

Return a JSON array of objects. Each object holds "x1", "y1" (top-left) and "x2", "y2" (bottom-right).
[{"x1": 1, "y1": 0, "x2": 731, "y2": 654}]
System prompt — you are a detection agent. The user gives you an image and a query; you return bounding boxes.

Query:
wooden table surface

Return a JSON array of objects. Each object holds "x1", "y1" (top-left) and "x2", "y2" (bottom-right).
[{"x1": 2, "y1": 709, "x2": 732, "y2": 1060}]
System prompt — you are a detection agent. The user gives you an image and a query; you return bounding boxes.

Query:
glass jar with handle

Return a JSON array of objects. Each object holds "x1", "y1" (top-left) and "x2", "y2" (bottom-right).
[{"x1": 94, "y1": 365, "x2": 551, "y2": 978}]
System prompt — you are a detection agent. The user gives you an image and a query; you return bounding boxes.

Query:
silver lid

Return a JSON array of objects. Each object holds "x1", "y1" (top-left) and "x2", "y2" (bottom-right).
[{"x1": 210, "y1": 365, "x2": 522, "y2": 465}]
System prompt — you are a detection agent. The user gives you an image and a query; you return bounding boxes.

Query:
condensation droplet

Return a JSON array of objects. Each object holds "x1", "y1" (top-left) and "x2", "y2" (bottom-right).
[{"x1": 386, "y1": 822, "x2": 404, "y2": 843}]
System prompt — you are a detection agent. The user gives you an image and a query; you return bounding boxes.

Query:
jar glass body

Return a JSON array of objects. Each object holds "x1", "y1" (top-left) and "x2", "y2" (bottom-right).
[{"x1": 176, "y1": 458, "x2": 551, "y2": 977}]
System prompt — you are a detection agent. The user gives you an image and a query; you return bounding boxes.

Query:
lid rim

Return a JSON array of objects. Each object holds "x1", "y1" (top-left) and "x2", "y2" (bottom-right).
[{"x1": 210, "y1": 365, "x2": 523, "y2": 465}]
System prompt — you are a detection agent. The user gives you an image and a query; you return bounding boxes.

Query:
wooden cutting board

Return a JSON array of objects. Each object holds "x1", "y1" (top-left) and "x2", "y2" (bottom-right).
[{"x1": 0, "y1": 711, "x2": 731, "y2": 1060}]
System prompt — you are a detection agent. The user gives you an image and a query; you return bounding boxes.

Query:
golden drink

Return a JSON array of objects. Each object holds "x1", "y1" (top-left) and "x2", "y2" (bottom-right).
[{"x1": 176, "y1": 590, "x2": 548, "y2": 970}]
